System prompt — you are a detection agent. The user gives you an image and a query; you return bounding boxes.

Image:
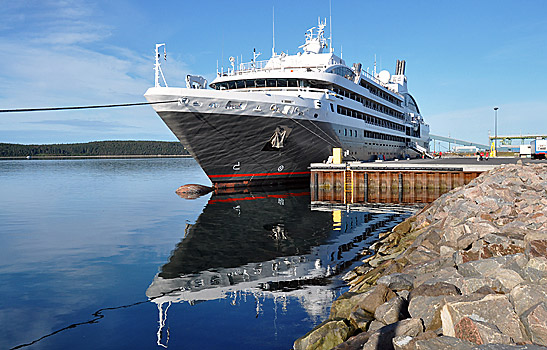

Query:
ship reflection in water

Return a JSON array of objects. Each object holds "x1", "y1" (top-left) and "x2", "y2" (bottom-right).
[{"x1": 146, "y1": 189, "x2": 416, "y2": 347}]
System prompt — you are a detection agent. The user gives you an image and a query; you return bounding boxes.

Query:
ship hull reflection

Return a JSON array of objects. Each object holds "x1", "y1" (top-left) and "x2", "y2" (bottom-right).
[
  {"x1": 146, "y1": 189, "x2": 416, "y2": 346},
  {"x1": 148, "y1": 190, "x2": 416, "y2": 302}
]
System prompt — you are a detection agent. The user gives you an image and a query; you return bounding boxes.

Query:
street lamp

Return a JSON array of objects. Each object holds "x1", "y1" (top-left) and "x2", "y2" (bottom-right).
[{"x1": 494, "y1": 107, "x2": 499, "y2": 156}]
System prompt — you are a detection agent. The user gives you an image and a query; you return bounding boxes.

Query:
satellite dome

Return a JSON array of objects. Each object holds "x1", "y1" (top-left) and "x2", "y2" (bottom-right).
[{"x1": 378, "y1": 70, "x2": 391, "y2": 84}]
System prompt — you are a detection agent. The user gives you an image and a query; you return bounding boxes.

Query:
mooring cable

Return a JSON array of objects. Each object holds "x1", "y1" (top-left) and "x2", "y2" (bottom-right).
[{"x1": 0, "y1": 100, "x2": 180, "y2": 113}]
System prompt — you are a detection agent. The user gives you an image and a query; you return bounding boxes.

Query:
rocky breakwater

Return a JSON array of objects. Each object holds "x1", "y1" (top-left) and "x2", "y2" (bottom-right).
[{"x1": 294, "y1": 162, "x2": 547, "y2": 350}]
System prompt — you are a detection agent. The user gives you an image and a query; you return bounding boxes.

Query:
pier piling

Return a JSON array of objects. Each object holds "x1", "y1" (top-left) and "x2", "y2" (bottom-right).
[{"x1": 310, "y1": 161, "x2": 491, "y2": 204}]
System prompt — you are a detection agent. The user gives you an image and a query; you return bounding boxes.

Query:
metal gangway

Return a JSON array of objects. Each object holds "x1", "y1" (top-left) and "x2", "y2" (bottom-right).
[{"x1": 408, "y1": 141, "x2": 434, "y2": 158}]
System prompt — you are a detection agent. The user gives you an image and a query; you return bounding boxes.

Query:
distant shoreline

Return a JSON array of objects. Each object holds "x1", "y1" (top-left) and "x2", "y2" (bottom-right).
[
  {"x1": 0, "y1": 155, "x2": 193, "y2": 160},
  {"x1": 0, "y1": 141, "x2": 191, "y2": 159}
]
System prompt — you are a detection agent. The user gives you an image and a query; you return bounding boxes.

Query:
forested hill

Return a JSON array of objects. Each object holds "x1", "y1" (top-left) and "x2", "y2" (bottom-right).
[{"x1": 0, "y1": 141, "x2": 190, "y2": 157}]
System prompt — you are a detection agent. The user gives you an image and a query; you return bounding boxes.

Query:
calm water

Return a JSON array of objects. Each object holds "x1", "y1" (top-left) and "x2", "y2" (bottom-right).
[{"x1": 0, "y1": 158, "x2": 415, "y2": 350}]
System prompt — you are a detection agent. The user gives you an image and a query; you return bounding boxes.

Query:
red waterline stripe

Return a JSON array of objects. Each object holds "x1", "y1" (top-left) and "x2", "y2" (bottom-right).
[
  {"x1": 208, "y1": 192, "x2": 310, "y2": 204},
  {"x1": 209, "y1": 171, "x2": 311, "y2": 178}
]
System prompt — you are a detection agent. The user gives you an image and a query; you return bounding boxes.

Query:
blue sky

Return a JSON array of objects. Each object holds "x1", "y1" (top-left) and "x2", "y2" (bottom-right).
[{"x1": 0, "y1": 0, "x2": 546, "y2": 146}]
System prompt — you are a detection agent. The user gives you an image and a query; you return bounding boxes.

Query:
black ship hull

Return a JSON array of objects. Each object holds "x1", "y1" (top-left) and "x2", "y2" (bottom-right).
[{"x1": 158, "y1": 111, "x2": 341, "y2": 188}]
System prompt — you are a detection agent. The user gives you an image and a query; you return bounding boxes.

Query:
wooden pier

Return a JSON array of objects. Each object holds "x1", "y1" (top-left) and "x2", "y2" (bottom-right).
[{"x1": 310, "y1": 161, "x2": 495, "y2": 204}]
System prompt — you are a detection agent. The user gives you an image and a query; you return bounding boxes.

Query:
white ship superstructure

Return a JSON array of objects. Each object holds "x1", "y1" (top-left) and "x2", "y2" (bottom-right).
[{"x1": 145, "y1": 19, "x2": 429, "y2": 188}]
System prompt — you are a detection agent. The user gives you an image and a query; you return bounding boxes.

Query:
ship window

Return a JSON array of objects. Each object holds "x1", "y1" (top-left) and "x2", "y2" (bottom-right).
[
  {"x1": 255, "y1": 79, "x2": 266, "y2": 87},
  {"x1": 330, "y1": 103, "x2": 334, "y2": 112},
  {"x1": 235, "y1": 80, "x2": 245, "y2": 89},
  {"x1": 309, "y1": 80, "x2": 331, "y2": 90},
  {"x1": 219, "y1": 82, "x2": 229, "y2": 90},
  {"x1": 245, "y1": 80, "x2": 255, "y2": 88},
  {"x1": 227, "y1": 81, "x2": 236, "y2": 90},
  {"x1": 345, "y1": 129, "x2": 347, "y2": 136},
  {"x1": 267, "y1": 79, "x2": 277, "y2": 87},
  {"x1": 327, "y1": 66, "x2": 356, "y2": 81},
  {"x1": 277, "y1": 79, "x2": 288, "y2": 87},
  {"x1": 350, "y1": 130, "x2": 352, "y2": 136}
]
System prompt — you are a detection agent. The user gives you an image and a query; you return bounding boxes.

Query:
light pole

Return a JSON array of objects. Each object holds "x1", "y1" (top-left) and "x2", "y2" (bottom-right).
[{"x1": 494, "y1": 107, "x2": 499, "y2": 156}]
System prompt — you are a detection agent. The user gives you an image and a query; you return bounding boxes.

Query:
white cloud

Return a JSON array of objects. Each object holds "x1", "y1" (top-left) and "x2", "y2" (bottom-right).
[{"x1": 0, "y1": 1, "x2": 188, "y2": 143}]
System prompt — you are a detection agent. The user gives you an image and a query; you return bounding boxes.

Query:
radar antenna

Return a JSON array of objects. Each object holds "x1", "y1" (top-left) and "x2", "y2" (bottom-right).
[
  {"x1": 329, "y1": 0, "x2": 333, "y2": 53},
  {"x1": 299, "y1": 18, "x2": 328, "y2": 54},
  {"x1": 272, "y1": 6, "x2": 276, "y2": 57}
]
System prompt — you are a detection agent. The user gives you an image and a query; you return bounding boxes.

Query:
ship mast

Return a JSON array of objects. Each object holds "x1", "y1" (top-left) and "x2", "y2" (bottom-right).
[{"x1": 154, "y1": 43, "x2": 168, "y2": 87}]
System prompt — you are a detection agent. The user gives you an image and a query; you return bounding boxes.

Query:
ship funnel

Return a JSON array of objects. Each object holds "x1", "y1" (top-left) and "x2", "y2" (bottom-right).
[{"x1": 395, "y1": 60, "x2": 406, "y2": 75}]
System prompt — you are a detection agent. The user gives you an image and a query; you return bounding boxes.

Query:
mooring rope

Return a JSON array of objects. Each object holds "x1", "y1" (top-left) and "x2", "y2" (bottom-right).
[{"x1": 0, "y1": 100, "x2": 180, "y2": 113}]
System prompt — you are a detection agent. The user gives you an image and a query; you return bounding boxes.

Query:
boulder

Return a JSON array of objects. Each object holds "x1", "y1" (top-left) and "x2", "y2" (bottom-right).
[
  {"x1": 520, "y1": 302, "x2": 547, "y2": 346},
  {"x1": 368, "y1": 319, "x2": 386, "y2": 332},
  {"x1": 397, "y1": 290, "x2": 410, "y2": 301},
  {"x1": 351, "y1": 284, "x2": 397, "y2": 315},
  {"x1": 403, "y1": 246, "x2": 440, "y2": 265},
  {"x1": 403, "y1": 258, "x2": 455, "y2": 279},
  {"x1": 525, "y1": 231, "x2": 547, "y2": 244},
  {"x1": 458, "y1": 276, "x2": 504, "y2": 295},
  {"x1": 457, "y1": 255, "x2": 527, "y2": 279},
  {"x1": 375, "y1": 296, "x2": 406, "y2": 324},
  {"x1": 408, "y1": 295, "x2": 445, "y2": 331},
  {"x1": 475, "y1": 344, "x2": 547, "y2": 349},
  {"x1": 453, "y1": 316, "x2": 511, "y2": 345},
  {"x1": 329, "y1": 292, "x2": 363, "y2": 320},
  {"x1": 523, "y1": 257, "x2": 547, "y2": 283},
  {"x1": 392, "y1": 335, "x2": 414, "y2": 350},
  {"x1": 526, "y1": 239, "x2": 547, "y2": 259},
  {"x1": 412, "y1": 336, "x2": 476, "y2": 350},
  {"x1": 439, "y1": 245, "x2": 456, "y2": 257},
  {"x1": 377, "y1": 273, "x2": 416, "y2": 291},
  {"x1": 331, "y1": 331, "x2": 371, "y2": 350},
  {"x1": 392, "y1": 331, "x2": 438, "y2": 350},
  {"x1": 348, "y1": 307, "x2": 374, "y2": 331},
  {"x1": 408, "y1": 282, "x2": 461, "y2": 300},
  {"x1": 479, "y1": 241, "x2": 526, "y2": 258},
  {"x1": 440, "y1": 294, "x2": 527, "y2": 343},
  {"x1": 412, "y1": 267, "x2": 460, "y2": 289},
  {"x1": 456, "y1": 255, "x2": 527, "y2": 293},
  {"x1": 472, "y1": 286, "x2": 497, "y2": 295},
  {"x1": 293, "y1": 319, "x2": 355, "y2": 350},
  {"x1": 490, "y1": 268, "x2": 525, "y2": 293},
  {"x1": 175, "y1": 184, "x2": 213, "y2": 199},
  {"x1": 296, "y1": 164, "x2": 547, "y2": 349},
  {"x1": 509, "y1": 283, "x2": 547, "y2": 316},
  {"x1": 362, "y1": 318, "x2": 423, "y2": 350}
]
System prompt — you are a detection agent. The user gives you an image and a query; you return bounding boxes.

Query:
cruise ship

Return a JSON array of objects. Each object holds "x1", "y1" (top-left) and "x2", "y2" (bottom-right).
[{"x1": 144, "y1": 20, "x2": 430, "y2": 189}]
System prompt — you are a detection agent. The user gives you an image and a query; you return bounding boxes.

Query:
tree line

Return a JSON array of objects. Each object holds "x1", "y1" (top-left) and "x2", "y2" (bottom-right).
[{"x1": 0, "y1": 141, "x2": 190, "y2": 157}]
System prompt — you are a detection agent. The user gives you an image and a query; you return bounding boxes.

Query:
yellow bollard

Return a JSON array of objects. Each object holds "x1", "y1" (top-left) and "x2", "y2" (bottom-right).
[{"x1": 333, "y1": 148, "x2": 342, "y2": 164}]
